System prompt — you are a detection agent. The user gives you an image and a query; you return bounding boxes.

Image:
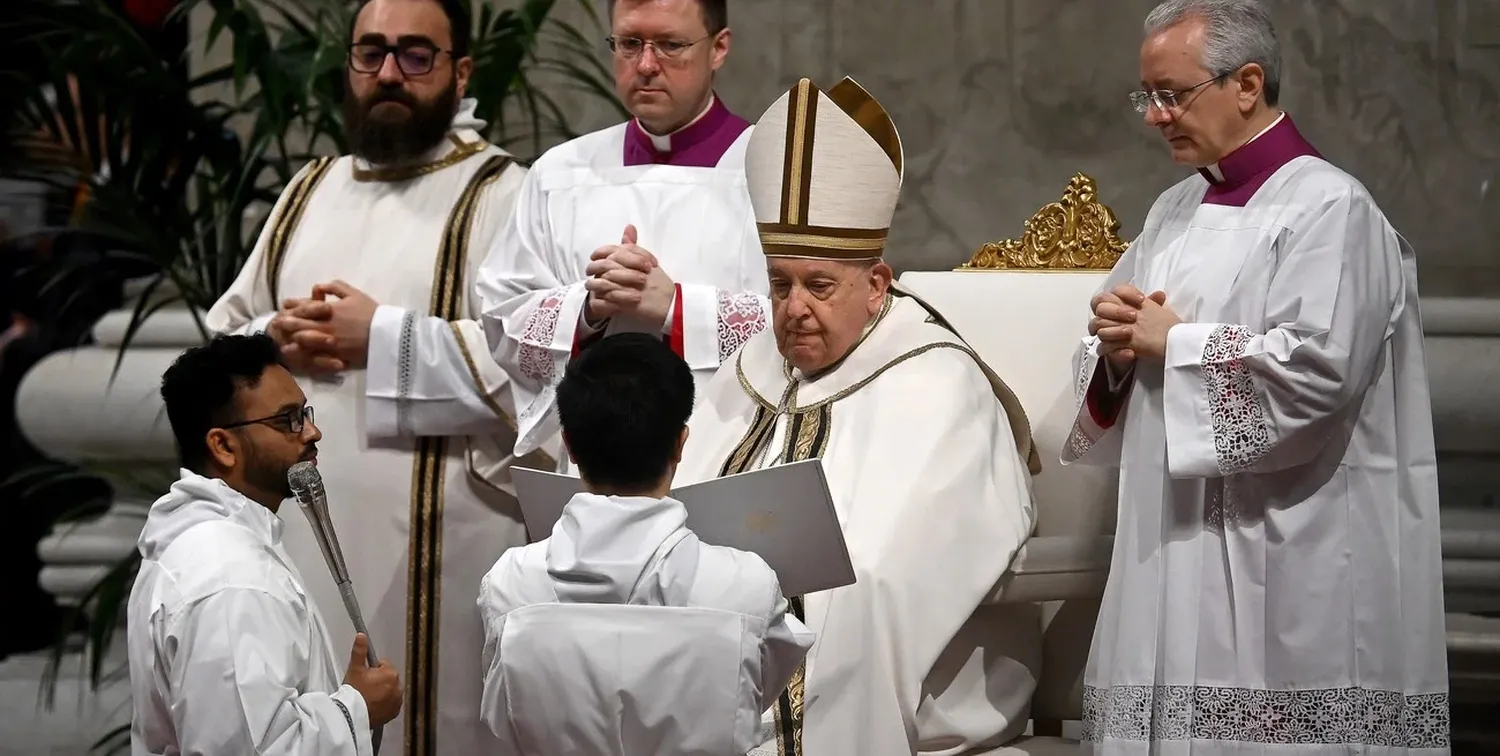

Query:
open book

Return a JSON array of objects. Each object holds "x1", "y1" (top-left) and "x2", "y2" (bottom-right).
[{"x1": 511, "y1": 458, "x2": 857, "y2": 597}]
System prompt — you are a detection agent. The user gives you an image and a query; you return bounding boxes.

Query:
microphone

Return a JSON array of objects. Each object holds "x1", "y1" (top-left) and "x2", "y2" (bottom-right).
[{"x1": 288, "y1": 461, "x2": 383, "y2": 753}]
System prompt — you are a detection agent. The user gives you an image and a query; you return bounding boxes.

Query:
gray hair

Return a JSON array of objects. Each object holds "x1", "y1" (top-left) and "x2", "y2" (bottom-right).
[{"x1": 1144, "y1": 0, "x2": 1282, "y2": 106}]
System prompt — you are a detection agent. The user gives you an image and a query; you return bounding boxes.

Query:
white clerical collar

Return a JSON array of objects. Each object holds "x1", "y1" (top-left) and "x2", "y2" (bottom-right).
[
  {"x1": 1204, "y1": 111, "x2": 1284, "y2": 182},
  {"x1": 640, "y1": 95, "x2": 718, "y2": 152}
]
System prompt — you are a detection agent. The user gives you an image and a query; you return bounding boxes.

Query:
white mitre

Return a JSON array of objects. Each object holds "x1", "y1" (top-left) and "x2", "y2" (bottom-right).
[{"x1": 744, "y1": 77, "x2": 904, "y2": 260}]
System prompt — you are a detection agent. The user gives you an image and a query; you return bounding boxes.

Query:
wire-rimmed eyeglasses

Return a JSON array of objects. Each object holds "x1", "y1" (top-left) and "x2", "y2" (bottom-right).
[
  {"x1": 222, "y1": 405, "x2": 315, "y2": 435},
  {"x1": 348, "y1": 42, "x2": 451, "y2": 76},
  {"x1": 605, "y1": 34, "x2": 710, "y2": 60},
  {"x1": 1128, "y1": 73, "x2": 1227, "y2": 113}
]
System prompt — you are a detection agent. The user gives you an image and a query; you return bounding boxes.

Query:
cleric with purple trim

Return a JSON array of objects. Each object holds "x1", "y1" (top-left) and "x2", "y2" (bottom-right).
[
  {"x1": 1064, "y1": 1, "x2": 1449, "y2": 754},
  {"x1": 477, "y1": 0, "x2": 771, "y2": 461}
]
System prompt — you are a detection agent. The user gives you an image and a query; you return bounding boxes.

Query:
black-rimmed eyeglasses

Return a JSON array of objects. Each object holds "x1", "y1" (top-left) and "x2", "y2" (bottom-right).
[
  {"x1": 221, "y1": 405, "x2": 314, "y2": 435},
  {"x1": 348, "y1": 42, "x2": 451, "y2": 76}
]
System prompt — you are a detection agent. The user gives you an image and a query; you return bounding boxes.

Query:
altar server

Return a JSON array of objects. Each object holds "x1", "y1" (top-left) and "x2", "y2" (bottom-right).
[
  {"x1": 477, "y1": 0, "x2": 773, "y2": 459},
  {"x1": 674, "y1": 76, "x2": 1043, "y2": 756},
  {"x1": 478, "y1": 333, "x2": 812, "y2": 755},
  {"x1": 203, "y1": 1, "x2": 550, "y2": 752},
  {"x1": 129, "y1": 334, "x2": 403, "y2": 756},
  {"x1": 1064, "y1": 2, "x2": 1449, "y2": 752}
]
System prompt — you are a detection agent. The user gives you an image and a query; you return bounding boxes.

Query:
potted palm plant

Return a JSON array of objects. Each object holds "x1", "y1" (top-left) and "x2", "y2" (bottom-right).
[{"x1": 3, "y1": 0, "x2": 623, "y2": 751}]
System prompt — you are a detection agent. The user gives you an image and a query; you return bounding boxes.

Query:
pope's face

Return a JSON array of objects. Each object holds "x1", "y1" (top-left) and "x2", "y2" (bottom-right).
[
  {"x1": 768, "y1": 258, "x2": 891, "y2": 375},
  {"x1": 610, "y1": 0, "x2": 729, "y2": 134},
  {"x1": 1138, "y1": 17, "x2": 1250, "y2": 167}
]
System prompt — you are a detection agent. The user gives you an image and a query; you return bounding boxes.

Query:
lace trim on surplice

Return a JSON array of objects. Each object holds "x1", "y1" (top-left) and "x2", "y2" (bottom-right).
[
  {"x1": 1202, "y1": 324, "x2": 1274, "y2": 475},
  {"x1": 717, "y1": 290, "x2": 767, "y2": 362},
  {"x1": 518, "y1": 288, "x2": 567, "y2": 384},
  {"x1": 1081, "y1": 684, "x2": 1450, "y2": 748}
]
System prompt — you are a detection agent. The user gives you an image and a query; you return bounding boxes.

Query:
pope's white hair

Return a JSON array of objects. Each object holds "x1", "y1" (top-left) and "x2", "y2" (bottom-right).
[{"x1": 1144, "y1": 0, "x2": 1282, "y2": 106}]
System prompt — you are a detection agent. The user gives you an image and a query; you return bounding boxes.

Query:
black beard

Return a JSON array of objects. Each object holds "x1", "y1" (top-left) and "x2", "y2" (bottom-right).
[
  {"x1": 343, "y1": 77, "x2": 459, "y2": 165},
  {"x1": 243, "y1": 445, "x2": 294, "y2": 501}
]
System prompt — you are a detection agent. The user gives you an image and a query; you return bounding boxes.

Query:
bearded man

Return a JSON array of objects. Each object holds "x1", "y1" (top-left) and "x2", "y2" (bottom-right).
[{"x1": 204, "y1": 1, "x2": 550, "y2": 754}]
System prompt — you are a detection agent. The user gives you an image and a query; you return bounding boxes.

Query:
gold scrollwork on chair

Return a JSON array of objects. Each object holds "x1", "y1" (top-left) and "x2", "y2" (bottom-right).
[{"x1": 960, "y1": 173, "x2": 1128, "y2": 271}]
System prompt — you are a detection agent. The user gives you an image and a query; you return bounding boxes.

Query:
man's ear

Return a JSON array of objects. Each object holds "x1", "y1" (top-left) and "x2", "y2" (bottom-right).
[
  {"x1": 1235, "y1": 62, "x2": 1265, "y2": 113},
  {"x1": 562, "y1": 431, "x2": 576, "y2": 464},
  {"x1": 205, "y1": 428, "x2": 238, "y2": 470},
  {"x1": 710, "y1": 28, "x2": 732, "y2": 73},
  {"x1": 673, "y1": 426, "x2": 690, "y2": 463},
  {"x1": 868, "y1": 260, "x2": 893, "y2": 312},
  {"x1": 455, "y1": 56, "x2": 474, "y2": 100}
]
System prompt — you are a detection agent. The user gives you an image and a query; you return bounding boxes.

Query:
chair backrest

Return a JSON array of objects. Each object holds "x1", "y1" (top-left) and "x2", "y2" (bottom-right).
[{"x1": 896, "y1": 172, "x2": 1127, "y2": 725}]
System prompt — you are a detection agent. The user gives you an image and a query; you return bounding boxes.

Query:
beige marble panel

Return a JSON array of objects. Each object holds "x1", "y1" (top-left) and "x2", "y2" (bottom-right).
[{"x1": 694, "y1": 0, "x2": 1500, "y2": 292}]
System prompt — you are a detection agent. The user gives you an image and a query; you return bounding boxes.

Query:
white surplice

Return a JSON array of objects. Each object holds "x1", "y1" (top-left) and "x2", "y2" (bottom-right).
[
  {"x1": 477, "y1": 492, "x2": 814, "y2": 755},
  {"x1": 1063, "y1": 151, "x2": 1449, "y2": 753},
  {"x1": 205, "y1": 100, "x2": 553, "y2": 756},
  {"x1": 475, "y1": 120, "x2": 771, "y2": 457},
  {"x1": 675, "y1": 290, "x2": 1041, "y2": 756},
  {"x1": 127, "y1": 470, "x2": 373, "y2": 756}
]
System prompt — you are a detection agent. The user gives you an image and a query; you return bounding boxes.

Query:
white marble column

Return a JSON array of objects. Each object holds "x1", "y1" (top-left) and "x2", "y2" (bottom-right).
[{"x1": 2, "y1": 286, "x2": 203, "y2": 754}]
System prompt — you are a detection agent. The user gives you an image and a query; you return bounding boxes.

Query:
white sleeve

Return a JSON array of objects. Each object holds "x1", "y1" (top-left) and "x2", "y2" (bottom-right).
[
  {"x1": 1161, "y1": 189, "x2": 1403, "y2": 477},
  {"x1": 204, "y1": 160, "x2": 323, "y2": 337},
  {"x1": 1060, "y1": 241, "x2": 1143, "y2": 468},
  {"x1": 674, "y1": 284, "x2": 771, "y2": 371},
  {"x1": 475, "y1": 162, "x2": 589, "y2": 456},
  {"x1": 167, "y1": 588, "x2": 373, "y2": 756},
  {"x1": 364, "y1": 166, "x2": 529, "y2": 440},
  {"x1": 476, "y1": 567, "x2": 525, "y2": 753},
  {"x1": 757, "y1": 590, "x2": 814, "y2": 712}
]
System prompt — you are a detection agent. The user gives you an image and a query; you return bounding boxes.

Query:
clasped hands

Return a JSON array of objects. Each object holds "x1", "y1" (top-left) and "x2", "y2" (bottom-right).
[
  {"x1": 583, "y1": 224, "x2": 676, "y2": 327},
  {"x1": 267, "y1": 280, "x2": 379, "y2": 376},
  {"x1": 1089, "y1": 283, "x2": 1182, "y2": 370}
]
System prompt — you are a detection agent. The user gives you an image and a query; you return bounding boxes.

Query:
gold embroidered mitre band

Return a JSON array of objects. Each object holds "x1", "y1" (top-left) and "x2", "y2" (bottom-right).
[{"x1": 746, "y1": 77, "x2": 904, "y2": 261}]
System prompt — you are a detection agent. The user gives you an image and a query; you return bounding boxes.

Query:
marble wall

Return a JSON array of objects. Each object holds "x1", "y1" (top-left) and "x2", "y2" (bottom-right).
[{"x1": 543, "y1": 0, "x2": 1500, "y2": 294}]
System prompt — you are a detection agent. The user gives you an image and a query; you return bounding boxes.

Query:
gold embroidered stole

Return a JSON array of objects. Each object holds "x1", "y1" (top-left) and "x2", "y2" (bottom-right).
[
  {"x1": 263, "y1": 157, "x2": 337, "y2": 306},
  {"x1": 718, "y1": 374, "x2": 832, "y2": 756},
  {"x1": 403, "y1": 153, "x2": 512, "y2": 756}
]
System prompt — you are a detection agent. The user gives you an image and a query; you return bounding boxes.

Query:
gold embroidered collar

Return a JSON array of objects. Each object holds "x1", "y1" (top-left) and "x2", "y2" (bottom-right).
[{"x1": 351, "y1": 132, "x2": 488, "y2": 182}]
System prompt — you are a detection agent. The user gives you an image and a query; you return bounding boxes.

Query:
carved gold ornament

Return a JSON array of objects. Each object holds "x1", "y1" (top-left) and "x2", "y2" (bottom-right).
[{"x1": 960, "y1": 173, "x2": 1128, "y2": 270}]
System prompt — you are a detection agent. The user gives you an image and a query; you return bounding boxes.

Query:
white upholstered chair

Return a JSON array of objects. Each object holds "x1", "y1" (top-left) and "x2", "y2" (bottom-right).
[{"x1": 898, "y1": 174, "x2": 1127, "y2": 754}]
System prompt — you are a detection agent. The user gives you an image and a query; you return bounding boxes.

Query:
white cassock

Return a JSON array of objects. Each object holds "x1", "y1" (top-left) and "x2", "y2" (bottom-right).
[
  {"x1": 677, "y1": 289, "x2": 1042, "y2": 756},
  {"x1": 475, "y1": 95, "x2": 772, "y2": 458},
  {"x1": 128, "y1": 471, "x2": 373, "y2": 756},
  {"x1": 477, "y1": 492, "x2": 814, "y2": 755},
  {"x1": 206, "y1": 100, "x2": 555, "y2": 756},
  {"x1": 1063, "y1": 114, "x2": 1450, "y2": 755}
]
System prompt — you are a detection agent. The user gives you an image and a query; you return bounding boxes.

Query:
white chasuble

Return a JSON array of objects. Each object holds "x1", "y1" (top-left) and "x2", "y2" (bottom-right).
[
  {"x1": 206, "y1": 108, "x2": 554, "y2": 756},
  {"x1": 475, "y1": 116, "x2": 772, "y2": 458},
  {"x1": 675, "y1": 290, "x2": 1042, "y2": 756},
  {"x1": 1063, "y1": 116, "x2": 1449, "y2": 755}
]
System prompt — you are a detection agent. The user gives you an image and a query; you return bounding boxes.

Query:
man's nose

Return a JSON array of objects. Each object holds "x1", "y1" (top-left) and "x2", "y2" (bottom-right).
[
  {"x1": 1144, "y1": 102, "x2": 1172, "y2": 128},
  {"x1": 635, "y1": 47, "x2": 662, "y2": 76},
  {"x1": 377, "y1": 53, "x2": 405, "y2": 85},
  {"x1": 304, "y1": 422, "x2": 323, "y2": 444},
  {"x1": 785, "y1": 290, "x2": 813, "y2": 318}
]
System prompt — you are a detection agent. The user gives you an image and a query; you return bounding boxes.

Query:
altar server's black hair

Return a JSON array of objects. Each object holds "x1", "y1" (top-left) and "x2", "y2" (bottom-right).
[
  {"x1": 350, "y1": 0, "x2": 472, "y2": 58},
  {"x1": 160, "y1": 333, "x2": 285, "y2": 474},
  {"x1": 557, "y1": 333, "x2": 695, "y2": 492}
]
